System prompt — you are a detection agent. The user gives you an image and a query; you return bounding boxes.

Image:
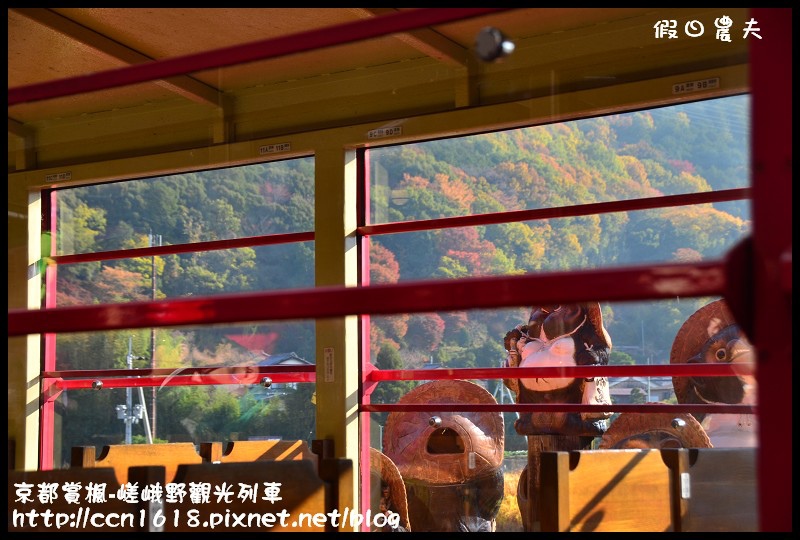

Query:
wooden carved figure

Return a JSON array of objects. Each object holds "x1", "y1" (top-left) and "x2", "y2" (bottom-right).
[
  {"x1": 670, "y1": 299, "x2": 757, "y2": 448},
  {"x1": 503, "y1": 302, "x2": 613, "y2": 530}
]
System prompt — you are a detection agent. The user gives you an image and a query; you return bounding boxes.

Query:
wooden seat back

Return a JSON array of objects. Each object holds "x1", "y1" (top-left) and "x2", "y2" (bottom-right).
[
  {"x1": 71, "y1": 442, "x2": 204, "y2": 485},
  {"x1": 539, "y1": 449, "x2": 674, "y2": 532},
  {"x1": 9, "y1": 466, "x2": 165, "y2": 532},
  {"x1": 201, "y1": 439, "x2": 318, "y2": 467},
  {"x1": 72, "y1": 439, "x2": 325, "y2": 487},
  {"x1": 67, "y1": 439, "x2": 351, "y2": 531},
  {"x1": 663, "y1": 447, "x2": 758, "y2": 532},
  {"x1": 164, "y1": 458, "x2": 352, "y2": 532}
]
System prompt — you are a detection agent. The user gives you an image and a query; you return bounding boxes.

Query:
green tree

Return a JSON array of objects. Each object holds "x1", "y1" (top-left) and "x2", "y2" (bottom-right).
[
  {"x1": 609, "y1": 350, "x2": 635, "y2": 365},
  {"x1": 239, "y1": 384, "x2": 317, "y2": 443},
  {"x1": 371, "y1": 344, "x2": 416, "y2": 426},
  {"x1": 629, "y1": 387, "x2": 647, "y2": 404},
  {"x1": 406, "y1": 313, "x2": 446, "y2": 353}
]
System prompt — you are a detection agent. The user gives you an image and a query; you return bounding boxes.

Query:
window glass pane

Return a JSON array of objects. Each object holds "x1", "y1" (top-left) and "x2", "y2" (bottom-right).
[
  {"x1": 54, "y1": 322, "x2": 315, "y2": 371},
  {"x1": 368, "y1": 298, "x2": 758, "y2": 450},
  {"x1": 48, "y1": 157, "x2": 316, "y2": 469},
  {"x1": 365, "y1": 95, "x2": 754, "y2": 531},
  {"x1": 369, "y1": 206, "x2": 749, "y2": 282},
  {"x1": 55, "y1": 158, "x2": 315, "y2": 256},
  {"x1": 52, "y1": 320, "x2": 316, "y2": 467},
  {"x1": 55, "y1": 242, "x2": 315, "y2": 307},
  {"x1": 369, "y1": 96, "x2": 750, "y2": 225},
  {"x1": 54, "y1": 381, "x2": 316, "y2": 469}
]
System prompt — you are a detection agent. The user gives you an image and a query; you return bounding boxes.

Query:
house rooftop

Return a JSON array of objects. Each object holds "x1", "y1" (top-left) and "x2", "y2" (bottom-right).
[{"x1": 257, "y1": 352, "x2": 313, "y2": 366}]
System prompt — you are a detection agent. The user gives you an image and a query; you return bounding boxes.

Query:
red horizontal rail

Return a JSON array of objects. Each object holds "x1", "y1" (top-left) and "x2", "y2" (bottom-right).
[
  {"x1": 54, "y1": 371, "x2": 315, "y2": 390},
  {"x1": 9, "y1": 8, "x2": 513, "y2": 106},
  {"x1": 360, "y1": 189, "x2": 751, "y2": 236},
  {"x1": 361, "y1": 403, "x2": 755, "y2": 414},
  {"x1": 367, "y1": 363, "x2": 755, "y2": 381},
  {"x1": 42, "y1": 363, "x2": 751, "y2": 396},
  {"x1": 53, "y1": 232, "x2": 314, "y2": 265},
  {"x1": 43, "y1": 363, "x2": 752, "y2": 383},
  {"x1": 8, "y1": 260, "x2": 726, "y2": 336},
  {"x1": 43, "y1": 363, "x2": 751, "y2": 389},
  {"x1": 50, "y1": 190, "x2": 750, "y2": 265},
  {"x1": 43, "y1": 364, "x2": 315, "y2": 379}
]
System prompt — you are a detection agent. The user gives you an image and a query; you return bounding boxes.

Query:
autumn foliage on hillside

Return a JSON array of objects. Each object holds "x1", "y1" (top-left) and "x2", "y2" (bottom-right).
[{"x1": 51, "y1": 96, "x2": 751, "y2": 454}]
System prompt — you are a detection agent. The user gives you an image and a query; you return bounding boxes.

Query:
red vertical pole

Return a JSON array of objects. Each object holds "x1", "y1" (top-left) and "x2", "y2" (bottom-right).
[
  {"x1": 359, "y1": 148, "x2": 374, "y2": 531},
  {"x1": 40, "y1": 190, "x2": 59, "y2": 469},
  {"x1": 750, "y1": 7, "x2": 792, "y2": 532}
]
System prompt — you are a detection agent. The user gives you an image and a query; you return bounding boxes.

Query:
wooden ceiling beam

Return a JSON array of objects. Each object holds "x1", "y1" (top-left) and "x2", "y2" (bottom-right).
[
  {"x1": 10, "y1": 8, "x2": 230, "y2": 110},
  {"x1": 349, "y1": 8, "x2": 479, "y2": 106},
  {"x1": 348, "y1": 8, "x2": 474, "y2": 68}
]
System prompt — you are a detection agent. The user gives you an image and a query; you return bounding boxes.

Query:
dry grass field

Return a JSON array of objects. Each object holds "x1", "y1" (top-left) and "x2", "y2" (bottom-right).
[{"x1": 495, "y1": 470, "x2": 525, "y2": 532}]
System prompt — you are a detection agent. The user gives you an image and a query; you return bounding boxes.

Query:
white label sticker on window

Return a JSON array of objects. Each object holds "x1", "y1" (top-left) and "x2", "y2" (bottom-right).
[
  {"x1": 672, "y1": 77, "x2": 719, "y2": 95},
  {"x1": 367, "y1": 126, "x2": 402, "y2": 139},
  {"x1": 681, "y1": 472, "x2": 691, "y2": 499},
  {"x1": 259, "y1": 142, "x2": 291, "y2": 154},
  {"x1": 324, "y1": 347, "x2": 334, "y2": 383},
  {"x1": 45, "y1": 171, "x2": 72, "y2": 183}
]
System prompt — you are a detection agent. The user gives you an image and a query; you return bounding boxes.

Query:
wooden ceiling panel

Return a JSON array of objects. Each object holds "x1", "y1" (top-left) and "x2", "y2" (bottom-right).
[{"x1": 8, "y1": 8, "x2": 751, "y2": 171}]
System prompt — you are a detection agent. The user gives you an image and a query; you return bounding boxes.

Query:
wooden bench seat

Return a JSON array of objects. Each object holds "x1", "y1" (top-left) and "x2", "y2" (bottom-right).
[
  {"x1": 539, "y1": 448, "x2": 674, "y2": 532},
  {"x1": 71, "y1": 442, "x2": 203, "y2": 485},
  {"x1": 163, "y1": 459, "x2": 346, "y2": 532},
  {"x1": 200, "y1": 439, "x2": 320, "y2": 466},
  {"x1": 9, "y1": 466, "x2": 165, "y2": 532},
  {"x1": 71, "y1": 439, "x2": 328, "y2": 485},
  {"x1": 537, "y1": 447, "x2": 758, "y2": 532},
  {"x1": 663, "y1": 447, "x2": 758, "y2": 532},
  {"x1": 66, "y1": 439, "x2": 352, "y2": 532},
  {"x1": 11, "y1": 456, "x2": 353, "y2": 532}
]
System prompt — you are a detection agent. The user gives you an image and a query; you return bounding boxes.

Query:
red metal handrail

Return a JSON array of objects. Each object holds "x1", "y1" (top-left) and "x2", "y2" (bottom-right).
[
  {"x1": 361, "y1": 403, "x2": 755, "y2": 415},
  {"x1": 360, "y1": 189, "x2": 751, "y2": 235},
  {"x1": 8, "y1": 260, "x2": 726, "y2": 336}
]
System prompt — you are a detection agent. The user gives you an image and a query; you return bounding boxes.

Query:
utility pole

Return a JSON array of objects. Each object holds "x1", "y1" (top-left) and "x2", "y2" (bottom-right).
[
  {"x1": 493, "y1": 358, "x2": 519, "y2": 419},
  {"x1": 642, "y1": 319, "x2": 651, "y2": 402},
  {"x1": 149, "y1": 231, "x2": 162, "y2": 439},
  {"x1": 116, "y1": 337, "x2": 151, "y2": 443},
  {"x1": 125, "y1": 343, "x2": 133, "y2": 444}
]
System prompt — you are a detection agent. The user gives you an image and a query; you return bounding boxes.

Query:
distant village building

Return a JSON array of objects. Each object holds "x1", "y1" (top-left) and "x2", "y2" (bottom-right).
[
  {"x1": 226, "y1": 332, "x2": 314, "y2": 401},
  {"x1": 258, "y1": 351, "x2": 312, "y2": 367},
  {"x1": 253, "y1": 352, "x2": 314, "y2": 398},
  {"x1": 608, "y1": 376, "x2": 675, "y2": 403}
]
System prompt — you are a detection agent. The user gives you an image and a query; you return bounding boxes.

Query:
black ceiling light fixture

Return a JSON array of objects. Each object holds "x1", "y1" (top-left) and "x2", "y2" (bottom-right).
[{"x1": 474, "y1": 26, "x2": 515, "y2": 62}]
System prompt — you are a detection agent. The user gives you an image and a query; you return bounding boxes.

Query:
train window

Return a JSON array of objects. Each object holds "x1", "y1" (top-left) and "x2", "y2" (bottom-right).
[
  {"x1": 364, "y1": 94, "x2": 750, "y2": 362},
  {"x1": 44, "y1": 157, "x2": 316, "y2": 467},
  {"x1": 38, "y1": 93, "x2": 755, "y2": 528},
  {"x1": 362, "y1": 94, "x2": 753, "y2": 531},
  {"x1": 368, "y1": 97, "x2": 750, "y2": 226},
  {"x1": 8, "y1": 7, "x2": 790, "y2": 532}
]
